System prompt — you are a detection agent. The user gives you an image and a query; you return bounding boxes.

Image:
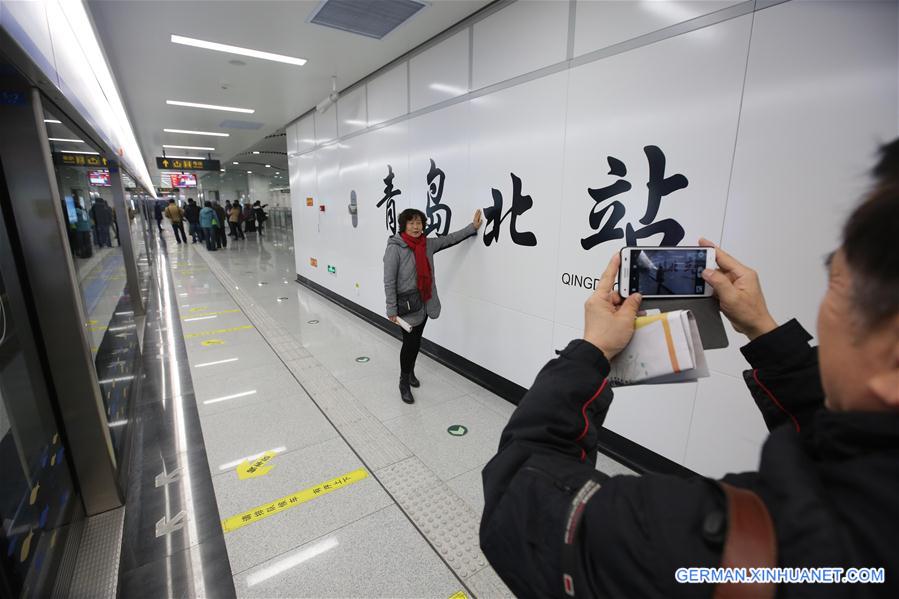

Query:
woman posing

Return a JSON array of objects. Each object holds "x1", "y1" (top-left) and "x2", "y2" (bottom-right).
[{"x1": 383, "y1": 208, "x2": 482, "y2": 404}]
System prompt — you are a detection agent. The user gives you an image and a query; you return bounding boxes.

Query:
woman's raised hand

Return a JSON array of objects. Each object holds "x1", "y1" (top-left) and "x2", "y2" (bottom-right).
[{"x1": 472, "y1": 209, "x2": 483, "y2": 229}]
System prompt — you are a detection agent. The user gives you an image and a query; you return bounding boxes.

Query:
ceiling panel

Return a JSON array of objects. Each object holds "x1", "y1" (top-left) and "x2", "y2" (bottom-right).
[{"x1": 87, "y1": 0, "x2": 489, "y2": 187}]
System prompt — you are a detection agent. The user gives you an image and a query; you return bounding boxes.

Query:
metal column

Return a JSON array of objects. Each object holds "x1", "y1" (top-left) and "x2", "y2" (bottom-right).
[
  {"x1": 109, "y1": 163, "x2": 145, "y2": 316},
  {"x1": 0, "y1": 82, "x2": 122, "y2": 514}
]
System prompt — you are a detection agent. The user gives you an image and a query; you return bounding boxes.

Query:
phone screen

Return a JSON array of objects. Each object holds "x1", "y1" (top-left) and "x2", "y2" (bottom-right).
[{"x1": 629, "y1": 248, "x2": 709, "y2": 296}]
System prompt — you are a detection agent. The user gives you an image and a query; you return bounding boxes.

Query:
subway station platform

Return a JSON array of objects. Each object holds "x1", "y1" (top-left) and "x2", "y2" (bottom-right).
[{"x1": 119, "y1": 223, "x2": 635, "y2": 598}]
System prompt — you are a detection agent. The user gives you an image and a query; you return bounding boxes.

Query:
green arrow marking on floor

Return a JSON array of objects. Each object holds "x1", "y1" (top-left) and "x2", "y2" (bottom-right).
[{"x1": 447, "y1": 425, "x2": 468, "y2": 437}]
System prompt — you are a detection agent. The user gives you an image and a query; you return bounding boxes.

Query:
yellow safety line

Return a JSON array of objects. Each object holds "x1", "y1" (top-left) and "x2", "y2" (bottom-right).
[
  {"x1": 184, "y1": 325, "x2": 252, "y2": 339},
  {"x1": 221, "y1": 469, "x2": 368, "y2": 533}
]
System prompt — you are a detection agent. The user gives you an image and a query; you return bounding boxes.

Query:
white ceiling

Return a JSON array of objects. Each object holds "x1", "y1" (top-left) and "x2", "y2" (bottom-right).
[{"x1": 86, "y1": 0, "x2": 489, "y2": 189}]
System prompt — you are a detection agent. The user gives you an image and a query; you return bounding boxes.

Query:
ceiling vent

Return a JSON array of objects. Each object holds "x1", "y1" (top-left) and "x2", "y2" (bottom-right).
[
  {"x1": 219, "y1": 120, "x2": 264, "y2": 130},
  {"x1": 308, "y1": 0, "x2": 427, "y2": 40}
]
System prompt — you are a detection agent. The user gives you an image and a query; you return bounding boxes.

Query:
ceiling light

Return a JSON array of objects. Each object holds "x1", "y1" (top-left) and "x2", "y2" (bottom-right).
[
  {"x1": 170, "y1": 34, "x2": 307, "y2": 66},
  {"x1": 164, "y1": 128, "x2": 229, "y2": 137},
  {"x1": 163, "y1": 144, "x2": 215, "y2": 151},
  {"x1": 49, "y1": 137, "x2": 84, "y2": 143},
  {"x1": 252, "y1": 151, "x2": 260, "y2": 154},
  {"x1": 344, "y1": 119, "x2": 367, "y2": 127},
  {"x1": 221, "y1": 168, "x2": 225, "y2": 172},
  {"x1": 265, "y1": 164, "x2": 271, "y2": 168},
  {"x1": 163, "y1": 154, "x2": 209, "y2": 160},
  {"x1": 233, "y1": 161, "x2": 239, "y2": 165},
  {"x1": 60, "y1": 150, "x2": 100, "y2": 155},
  {"x1": 44, "y1": 119, "x2": 62, "y2": 124},
  {"x1": 167, "y1": 100, "x2": 255, "y2": 114},
  {"x1": 247, "y1": 170, "x2": 252, "y2": 174}
]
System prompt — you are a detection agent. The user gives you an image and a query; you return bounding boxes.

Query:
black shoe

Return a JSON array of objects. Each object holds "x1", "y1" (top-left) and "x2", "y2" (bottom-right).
[
  {"x1": 399, "y1": 372, "x2": 415, "y2": 404},
  {"x1": 409, "y1": 371, "x2": 420, "y2": 388}
]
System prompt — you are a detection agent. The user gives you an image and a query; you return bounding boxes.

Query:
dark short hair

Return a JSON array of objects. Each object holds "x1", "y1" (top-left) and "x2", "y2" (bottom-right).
[
  {"x1": 398, "y1": 209, "x2": 426, "y2": 233},
  {"x1": 843, "y1": 139, "x2": 899, "y2": 326}
]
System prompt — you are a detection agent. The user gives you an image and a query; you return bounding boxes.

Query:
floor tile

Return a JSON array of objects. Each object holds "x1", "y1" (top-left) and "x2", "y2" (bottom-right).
[
  {"x1": 212, "y1": 437, "x2": 393, "y2": 575},
  {"x1": 344, "y1": 371, "x2": 467, "y2": 424},
  {"x1": 383, "y1": 396, "x2": 507, "y2": 481},
  {"x1": 233, "y1": 505, "x2": 463, "y2": 598},
  {"x1": 193, "y1": 363, "x2": 298, "y2": 417},
  {"x1": 200, "y1": 394, "x2": 338, "y2": 469},
  {"x1": 446, "y1": 466, "x2": 486, "y2": 516}
]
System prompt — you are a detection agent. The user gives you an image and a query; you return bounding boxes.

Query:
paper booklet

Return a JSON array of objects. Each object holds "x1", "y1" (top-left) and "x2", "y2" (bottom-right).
[
  {"x1": 395, "y1": 316, "x2": 413, "y2": 333},
  {"x1": 609, "y1": 310, "x2": 709, "y2": 386}
]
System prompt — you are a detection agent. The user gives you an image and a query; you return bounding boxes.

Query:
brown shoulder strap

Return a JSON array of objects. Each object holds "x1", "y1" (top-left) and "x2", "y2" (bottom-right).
[{"x1": 713, "y1": 483, "x2": 778, "y2": 599}]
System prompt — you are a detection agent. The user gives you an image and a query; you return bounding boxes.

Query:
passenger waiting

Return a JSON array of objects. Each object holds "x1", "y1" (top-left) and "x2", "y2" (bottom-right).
[
  {"x1": 199, "y1": 201, "x2": 217, "y2": 252},
  {"x1": 383, "y1": 208, "x2": 483, "y2": 404}
]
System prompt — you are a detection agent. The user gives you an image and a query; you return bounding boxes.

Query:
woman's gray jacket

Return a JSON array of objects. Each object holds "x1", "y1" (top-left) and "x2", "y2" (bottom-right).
[{"x1": 383, "y1": 224, "x2": 477, "y2": 326}]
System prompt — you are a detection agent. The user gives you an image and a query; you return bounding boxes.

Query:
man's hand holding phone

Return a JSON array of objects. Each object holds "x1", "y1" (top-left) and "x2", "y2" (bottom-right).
[
  {"x1": 584, "y1": 254, "x2": 643, "y2": 359},
  {"x1": 699, "y1": 237, "x2": 778, "y2": 341}
]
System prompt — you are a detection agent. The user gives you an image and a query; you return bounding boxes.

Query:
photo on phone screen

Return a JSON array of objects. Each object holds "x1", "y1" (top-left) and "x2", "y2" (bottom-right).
[{"x1": 629, "y1": 248, "x2": 709, "y2": 296}]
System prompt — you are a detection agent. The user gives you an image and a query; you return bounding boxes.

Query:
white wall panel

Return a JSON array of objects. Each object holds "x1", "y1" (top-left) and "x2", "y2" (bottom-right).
[
  {"x1": 292, "y1": 153, "x2": 318, "y2": 277},
  {"x1": 556, "y1": 15, "x2": 752, "y2": 330},
  {"x1": 367, "y1": 63, "x2": 408, "y2": 126},
  {"x1": 410, "y1": 29, "x2": 470, "y2": 112},
  {"x1": 466, "y1": 72, "x2": 568, "y2": 320},
  {"x1": 337, "y1": 85, "x2": 367, "y2": 137},
  {"x1": 432, "y1": 290, "x2": 555, "y2": 389},
  {"x1": 718, "y1": 0, "x2": 898, "y2": 344},
  {"x1": 361, "y1": 122, "x2": 412, "y2": 314},
  {"x1": 684, "y1": 373, "x2": 765, "y2": 478},
  {"x1": 285, "y1": 121, "x2": 299, "y2": 156},
  {"x1": 472, "y1": 0, "x2": 569, "y2": 90},
  {"x1": 288, "y1": 0, "x2": 898, "y2": 473},
  {"x1": 314, "y1": 102, "x2": 338, "y2": 146},
  {"x1": 573, "y1": 0, "x2": 743, "y2": 58},
  {"x1": 295, "y1": 115, "x2": 316, "y2": 153}
]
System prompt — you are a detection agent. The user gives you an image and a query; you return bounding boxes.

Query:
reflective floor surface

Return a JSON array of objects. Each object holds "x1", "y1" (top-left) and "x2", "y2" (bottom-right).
[{"x1": 132, "y1": 223, "x2": 635, "y2": 598}]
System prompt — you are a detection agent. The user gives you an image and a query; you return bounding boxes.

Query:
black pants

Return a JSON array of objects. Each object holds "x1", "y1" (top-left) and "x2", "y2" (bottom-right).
[
  {"x1": 400, "y1": 317, "x2": 427, "y2": 374},
  {"x1": 229, "y1": 221, "x2": 244, "y2": 239},
  {"x1": 215, "y1": 225, "x2": 227, "y2": 248},
  {"x1": 171, "y1": 221, "x2": 186, "y2": 243}
]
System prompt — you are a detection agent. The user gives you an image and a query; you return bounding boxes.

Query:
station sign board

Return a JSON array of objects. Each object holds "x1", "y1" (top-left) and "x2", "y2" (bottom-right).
[{"x1": 156, "y1": 157, "x2": 220, "y2": 171}]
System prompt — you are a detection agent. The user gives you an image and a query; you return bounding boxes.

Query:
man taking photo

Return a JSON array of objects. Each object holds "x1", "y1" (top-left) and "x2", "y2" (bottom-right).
[{"x1": 481, "y1": 140, "x2": 899, "y2": 598}]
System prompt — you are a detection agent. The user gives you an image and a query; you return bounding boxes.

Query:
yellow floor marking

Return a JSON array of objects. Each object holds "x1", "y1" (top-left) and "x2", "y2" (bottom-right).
[
  {"x1": 237, "y1": 451, "x2": 276, "y2": 480},
  {"x1": 182, "y1": 309, "x2": 240, "y2": 319},
  {"x1": 449, "y1": 593, "x2": 468, "y2": 599},
  {"x1": 201, "y1": 339, "x2": 225, "y2": 346},
  {"x1": 222, "y1": 469, "x2": 368, "y2": 533},
  {"x1": 185, "y1": 325, "x2": 252, "y2": 339}
]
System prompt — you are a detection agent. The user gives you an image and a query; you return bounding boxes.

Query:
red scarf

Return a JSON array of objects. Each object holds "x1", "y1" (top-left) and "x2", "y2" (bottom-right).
[{"x1": 401, "y1": 232, "x2": 432, "y2": 303}]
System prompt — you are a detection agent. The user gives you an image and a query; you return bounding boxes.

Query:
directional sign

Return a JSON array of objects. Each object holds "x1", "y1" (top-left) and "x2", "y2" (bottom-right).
[
  {"x1": 155, "y1": 510, "x2": 187, "y2": 537},
  {"x1": 237, "y1": 451, "x2": 276, "y2": 480},
  {"x1": 156, "y1": 157, "x2": 221, "y2": 171},
  {"x1": 53, "y1": 152, "x2": 108, "y2": 168},
  {"x1": 447, "y1": 425, "x2": 468, "y2": 437}
]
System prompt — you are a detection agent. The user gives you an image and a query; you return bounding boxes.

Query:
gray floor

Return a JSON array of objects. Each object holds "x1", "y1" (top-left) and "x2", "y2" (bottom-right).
[{"x1": 164, "y1": 225, "x2": 634, "y2": 598}]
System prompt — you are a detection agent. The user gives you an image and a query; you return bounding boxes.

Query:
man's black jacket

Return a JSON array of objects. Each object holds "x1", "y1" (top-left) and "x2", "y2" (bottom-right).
[
  {"x1": 480, "y1": 319, "x2": 899, "y2": 597},
  {"x1": 183, "y1": 202, "x2": 200, "y2": 224}
]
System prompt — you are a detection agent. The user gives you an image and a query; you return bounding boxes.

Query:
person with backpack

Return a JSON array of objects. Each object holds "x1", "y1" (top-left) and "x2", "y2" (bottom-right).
[
  {"x1": 480, "y1": 140, "x2": 899, "y2": 598},
  {"x1": 253, "y1": 201, "x2": 268, "y2": 236},
  {"x1": 199, "y1": 201, "x2": 217, "y2": 251}
]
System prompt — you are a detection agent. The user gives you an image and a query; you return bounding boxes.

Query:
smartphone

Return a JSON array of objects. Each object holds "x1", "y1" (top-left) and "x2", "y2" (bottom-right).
[{"x1": 618, "y1": 246, "x2": 716, "y2": 298}]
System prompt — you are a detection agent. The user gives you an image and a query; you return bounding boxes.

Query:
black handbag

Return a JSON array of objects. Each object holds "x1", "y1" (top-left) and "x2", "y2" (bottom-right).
[{"x1": 396, "y1": 289, "x2": 423, "y2": 316}]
